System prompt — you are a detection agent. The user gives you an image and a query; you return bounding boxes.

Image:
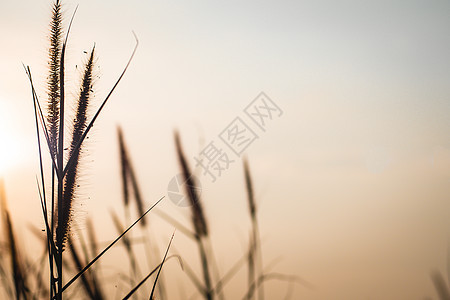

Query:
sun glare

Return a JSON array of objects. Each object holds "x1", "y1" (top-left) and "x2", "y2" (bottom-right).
[{"x1": 0, "y1": 99, "x2": 23, "y2": 175}]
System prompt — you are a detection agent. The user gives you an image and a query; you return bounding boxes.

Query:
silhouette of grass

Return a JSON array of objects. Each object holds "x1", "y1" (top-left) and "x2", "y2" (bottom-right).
[{"x1": 0, "y1": 1, "x2": 302, "y2": 299}]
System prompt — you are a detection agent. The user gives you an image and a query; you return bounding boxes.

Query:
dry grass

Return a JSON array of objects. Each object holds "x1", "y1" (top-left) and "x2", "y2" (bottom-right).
[{"x1": 0, "y1": 1, "x2": 302, "y2": 299}]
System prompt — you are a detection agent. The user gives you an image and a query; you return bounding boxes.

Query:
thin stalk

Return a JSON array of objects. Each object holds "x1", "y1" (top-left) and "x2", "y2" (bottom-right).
[
  {"x1": 68, "y1": 238, "x2": 96, "y2": 299},
  {"x1": 197, "y1": 236, "x2": 213, "y2": 300},
  {"x1": 110, "y1": 210, "x2": 140, "y2": 280},
  {"x1": 174, "y1": 131, "x2": 213, "y2": 300},
  {"x1": 24, "y1": 65, "x2": 58, "y2": 298},
  {"x1": 56, "y1": 197, "x2": 164, "y2": 297},
  {"x1": 122, "y1": 255, "x2": 181, "y2": 300},
  {"x1": 149, "y1": 231, "x2": 175, "y2": 300},
  {"x1": 243, "y1": 158, "x2": 264, "y2": 300},
  {"x1": 56, "y1": 7, "x2": 78, "y2": 298}
]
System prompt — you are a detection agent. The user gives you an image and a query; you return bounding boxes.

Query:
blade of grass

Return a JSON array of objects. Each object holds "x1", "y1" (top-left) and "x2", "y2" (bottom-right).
[
  {"x1": 154, "y1": 209, "x2": 196, "y2": 240},
  {"x1": 117, "y1": 126, "x2": 130, "y2": 207},
  {"x1": 171, "y1": 251, "x2": 205, "y2": 298},
  {"x1": 67, "y1": 237, "x2": 96, "y2": 299},
  {"x1": 27, "y1": 64, "x2": 60, "y2": 298},
  {"x1": 78, "y1": 229, "x2": 105, "y2": 300},
  {"x1": 36, "y1": 179, "x2": 58, "y2": 258},
  {"x1": 121, "y1": 255, "x2": 182, "y2": 300},
  {"x1": 110, "y1": 210, "x2": 139, "y2": 279},
  {"x1": 117, "y1": 126, "x2": 146, "y2": 226},
  {"x1": 46, "y1": 0, "x2": 63, "y2": 159},
  {"x1": 59, "y1": 46, "x2": 96, "y2": 249},
  {"x1": 214, "y1": 246, "x2": 249, "y2": 295},
  {"x1": 36, "y1": 181, "x2": 58, "y2": 297},
  {"x1": 63, "y1": 33, "x2": 139, "y2": 179},
  {"x1": 25, "y1": 64, "x2": 60, "y2": 273},
  {"x1": 149, "y1": 231, "x2": 175, "y2": 300},
  {"x1": 24, "y1": 65, "x2": 59, "y2": 180},
  {"x1": 57, "y1": 196, "x2": 164, "y2": 296},
  {"x1": 26, "y1": 60, "x2": 59, "y2": 298}
]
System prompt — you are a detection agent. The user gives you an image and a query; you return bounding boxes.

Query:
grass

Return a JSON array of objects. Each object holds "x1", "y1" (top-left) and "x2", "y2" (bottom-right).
[{"x1": 0, "y1": 0, "x2": 302, "y2": 299}]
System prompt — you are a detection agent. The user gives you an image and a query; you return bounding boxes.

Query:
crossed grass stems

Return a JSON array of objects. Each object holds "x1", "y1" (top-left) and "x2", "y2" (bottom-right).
[{"x1": 0, "y1": 0, "x2": 303, "y2": 299}]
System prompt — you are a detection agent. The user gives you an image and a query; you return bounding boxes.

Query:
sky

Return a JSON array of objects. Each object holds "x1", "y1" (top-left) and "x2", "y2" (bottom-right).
[{"x1": 0, "y1": 0, "x2": 450, "y2": 299}]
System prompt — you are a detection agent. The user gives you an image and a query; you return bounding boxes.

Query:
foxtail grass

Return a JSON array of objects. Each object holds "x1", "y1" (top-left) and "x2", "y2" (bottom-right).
[
  {"x1": 56, "y1": 197, "x2": 164, "y2": 298},
  {"x1": 174, "y1": 131, "x2": 208, "y2": 237},
  {"x1": 122, "y1": 254, "x2": 181, "y2": 300},
  {"x1": 46, "y1": 2, "x2": 63, "y2": 296},
  {"x1": 174, "y1": 131, "x2": 213, "y2": 299},
  {"x1": 150, "y1": 231, "x2": 175, "y2": 300},
  {"x1": 117, "y1": 126, "x2": 168, "y2": 299},
  {"x1": 25, "y1": 1, "x2": 141, "y2": 298},
  {"x1": 118, "y1": 127, "x2": 130, "y2": 207},
  {"x1": 17, "y1": 1, "x2": 299, "y2": 299},
  {"x1": 243, "y1": 157, "x2": 264, "y2": 300},
  {"x1": 59, "y1": 46, "x2": 96, "y2": 248},
  {"x1": 117, "y1": 126, "x2": 146, "y2": 226},
  {"x1": 46, "y1": 0, "x2": 62, "y2": 157}
]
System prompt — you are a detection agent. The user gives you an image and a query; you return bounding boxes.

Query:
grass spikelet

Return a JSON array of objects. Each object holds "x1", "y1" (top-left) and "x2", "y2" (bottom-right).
[
  {"x1": 47, "y1": 0, "x2": 63, "y2": 156},
  {"x1": 150, "y1": 231, "x2": 175, "y2": 300},
  {"x1": 243, "y1": 157, "x2": 264, "y2": 300},
  {"x1": 247, "y1": 233, "x2": 256, "y2": 300},
  {"x1": 117, "y1": 127, "x2": 146, "y2": 226},
  {"x1": 174, "y1": 131, "x2": 213, "y2": 299},
  {"x1": 128, "y1": 155, "x2": 146, "y2": 227},
  {"x1": 173, "y1": 131, "x2": 207, "y2": 237},
  {"x1": 58, "y1": 46, "x2": 96, "y2": 248},
  {"x1": 122, "y1": 255, "x2": 182, "y2": 300},
  {"x1": 60, "y1": 197, "x2": 163, "y2": 296},
  {"x1": 0, "y1": 180, "x2": 28, "y2": 299},
  {"x1": 117, "y1": 127, "x2": 130, "y2": 207},
  {"x1": 243, "y1": 158, "x2": 255, "y2": 219},
  {"x1": 24, "y1": 3, "x2": 139, "y2": 298}
]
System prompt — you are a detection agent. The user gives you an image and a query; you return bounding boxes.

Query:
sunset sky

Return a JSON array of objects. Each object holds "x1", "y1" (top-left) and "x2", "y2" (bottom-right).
[{"x1": 0, "y1": 0, "x2": 450, "y2": 299}]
